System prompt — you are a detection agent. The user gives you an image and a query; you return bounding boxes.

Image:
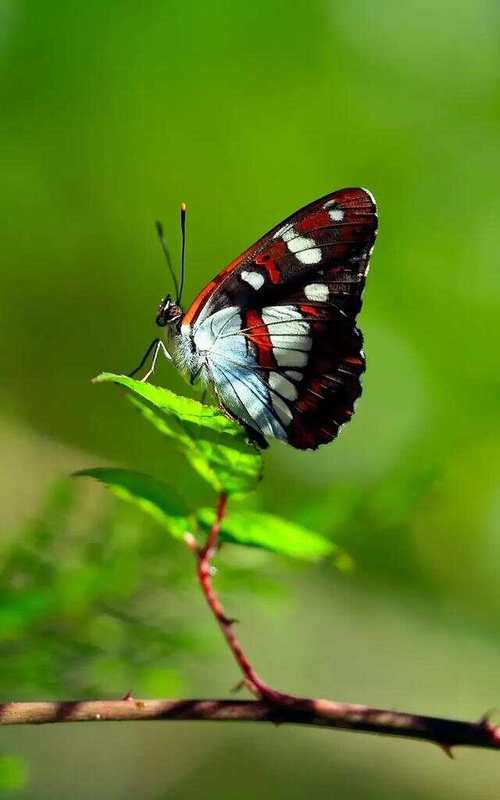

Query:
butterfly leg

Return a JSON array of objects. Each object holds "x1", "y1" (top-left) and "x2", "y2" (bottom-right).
[
  {"x1": 127, "y1": 338, "x2": 160, "y2": 378},
  {"x1": 127, "y1": 338, "x2": 170, "y2": 382},
  {"x1": 140, "y1": 339, "x2": 170, "y2": 382}
]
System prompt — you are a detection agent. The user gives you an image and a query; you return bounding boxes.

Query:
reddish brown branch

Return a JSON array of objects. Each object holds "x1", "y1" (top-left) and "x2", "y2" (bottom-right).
[
  {"x1": 3, "y1": 494, "x2": 499, "y2": 755},
  {"x1": 189, "y1": 492, "x2": 296, "y2": 704},
  {"x1": 181, "y1": 492, "x2": 500, "y2": 755},
  {"x1": 0, "y1": 697, "x2": 499, "y2": 754}
]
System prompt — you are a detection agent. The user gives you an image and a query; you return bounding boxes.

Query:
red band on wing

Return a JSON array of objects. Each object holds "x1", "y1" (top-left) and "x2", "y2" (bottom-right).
[
  {"x1": 244, "y1": 309, "x2": 276, "y2": 369},
  {"x1": 254, "y1": 240, "x2": 287, "y2": 284},
  {"x1": 299, "y1": 304, "x2": 324, "y2": 319}
]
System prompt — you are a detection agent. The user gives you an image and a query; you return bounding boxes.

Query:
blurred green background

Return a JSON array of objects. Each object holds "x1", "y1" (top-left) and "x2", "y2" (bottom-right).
[{"x1": 1, "y1": 0, "x2": 500, "y2": 796}]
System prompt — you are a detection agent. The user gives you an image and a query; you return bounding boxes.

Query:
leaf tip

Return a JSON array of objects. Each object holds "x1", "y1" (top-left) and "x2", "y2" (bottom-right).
[
  {"x1": 92, "y1": 371, "x2": 118, "y2": 384},
  {"x1": 71, "y1": 468, "x2": 93, "y2": 480}
]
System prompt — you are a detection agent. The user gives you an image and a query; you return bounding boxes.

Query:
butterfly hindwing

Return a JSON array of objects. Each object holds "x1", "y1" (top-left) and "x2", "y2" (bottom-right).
[
  {"x1": 238, "y1": 302, "x2": 365, "y2": 449},
  {"x1": 181, "y1": 187, "x2": 377, "y2": 449}
]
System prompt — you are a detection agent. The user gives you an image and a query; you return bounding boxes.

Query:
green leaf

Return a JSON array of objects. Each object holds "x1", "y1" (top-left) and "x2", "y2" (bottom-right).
[
  {"x1": 74, "y1": 468, "x2": 188, "y2": 538},
  {"x1": 197, "y1": 508, "x2": 336, "y2": 561},
  {"x1": 94, "y1": 373, "x2": 262, "y2": 496}
]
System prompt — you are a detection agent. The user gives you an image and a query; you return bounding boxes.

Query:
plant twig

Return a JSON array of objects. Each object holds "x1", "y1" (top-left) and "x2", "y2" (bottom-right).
[
  {"x1": 1, "y1": 698, "x2": 499, "y2": 755},
  {"x1": 180, "y1": 492, "x2": 500, "y2": 756},
  {"x1": 187, "y1": 492, "x2": 296, "y2": 704},
  {"x1": 4, "y1": 494, "x2": 499, "y2": 757}
]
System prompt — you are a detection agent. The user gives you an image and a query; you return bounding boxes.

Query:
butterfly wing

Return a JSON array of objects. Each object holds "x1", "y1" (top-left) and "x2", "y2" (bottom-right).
[{"x1": 181, "y1": 188, "x2": 378, "y2": 449}]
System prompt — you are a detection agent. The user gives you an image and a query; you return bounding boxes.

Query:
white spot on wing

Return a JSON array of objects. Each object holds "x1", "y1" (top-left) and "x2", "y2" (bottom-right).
[
  {"x1": 274, "y1": 348, "x2": 308, "y2": 367},
  {"x1": 271, "y1": 334, "x2": 311, "y2": 352},
  {"x1": 281, "y1": 227, "x2": 296, "y2": 243},
  {"x1": 286, "y1": 370, "x2": 303, "y2": 382},
  {"x1": 277, "y1": 224, "x2": 321, "y2": 265},
  {"x1": 304, "y1": 283, "x2": 329, "y2": 302},
  {"x1": 323, "y1": 199, "x2": 344, "y2": 222},
  {"x1": 295, "y1": 247, "x2": 322, "y2": 265},
  {"x1": 262, "y1": 306, "x2": 309, "y2": 335},
  {"x1": 262, "y1": 305, "x2": 311, "y2": 352},
  {"x1": 269, "y1": 372, "x2": 298, "y2": 401},
  {"x1": 241, "y1": 270, "x2": 264, "y2": 290}
]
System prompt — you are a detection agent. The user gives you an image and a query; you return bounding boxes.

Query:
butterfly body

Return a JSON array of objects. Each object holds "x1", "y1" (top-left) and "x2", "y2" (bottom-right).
[{"x1": 155, "y1": 188, "x2": 378, "y2": 450}]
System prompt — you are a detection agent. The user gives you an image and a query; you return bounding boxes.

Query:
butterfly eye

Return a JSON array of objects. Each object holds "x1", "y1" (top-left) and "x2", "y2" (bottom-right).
[
  {"x1": 156, "y1": 296, "x2": 172, "y2": 327},
  {"x1": 156, "y1": 296, "x2": 182, "y2": 327}
]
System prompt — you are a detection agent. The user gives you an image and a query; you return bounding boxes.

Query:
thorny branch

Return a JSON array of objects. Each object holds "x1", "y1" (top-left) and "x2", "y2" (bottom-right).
[
  {"x1": 1, "y1": 697, "x2": 499, "y2": 755},
  {"x1": 2, "y1": 493, "x2": 500, "y2": 757},
  {"x1": 185, "y1": 492, "x2": 295, "y2": 704}
]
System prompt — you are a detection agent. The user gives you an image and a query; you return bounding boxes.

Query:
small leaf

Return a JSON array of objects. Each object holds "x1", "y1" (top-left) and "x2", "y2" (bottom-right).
[
  {"x1": 198, "y1": 508, "x2": 336, "y2": 561},
  {"x1": 74, "y1": 468, "x2": 188, "y2": 538},
  {"x1": 94, "y1": 373, "x2": 262, "y2": 496}
]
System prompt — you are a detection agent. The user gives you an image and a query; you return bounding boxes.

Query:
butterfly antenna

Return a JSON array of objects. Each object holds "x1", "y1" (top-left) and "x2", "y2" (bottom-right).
[
  {"x1": 155, "y1": 220, "x2": 180, "y2": 301},
  {"x1": 178, "y1": 202, "x2": 187, "y2": 304}
]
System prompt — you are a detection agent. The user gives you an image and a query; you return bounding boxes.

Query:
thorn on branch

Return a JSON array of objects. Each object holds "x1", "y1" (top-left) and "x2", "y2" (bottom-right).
[
  {"x1": 220, "y1": 615, "x2": 238, "y2": 626},
  {"x1": 438, "y1": 743, "x2": 455, "y2": 759}
]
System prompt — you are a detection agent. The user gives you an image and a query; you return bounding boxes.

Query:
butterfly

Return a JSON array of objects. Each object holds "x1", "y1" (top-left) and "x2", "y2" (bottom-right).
[{"x1": 131, "y1": 188, "x2": 378, "y2": 450}]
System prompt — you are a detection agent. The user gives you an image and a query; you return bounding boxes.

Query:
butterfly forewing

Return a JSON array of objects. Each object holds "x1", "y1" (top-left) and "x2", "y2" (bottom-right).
[{"x1": 180, "y1": 188, "x2": 377, "y2": 450}]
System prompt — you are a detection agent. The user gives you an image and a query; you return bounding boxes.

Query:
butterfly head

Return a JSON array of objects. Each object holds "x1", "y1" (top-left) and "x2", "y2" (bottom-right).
[{"x1": 156, "y1": 295, "x2": 182, "y2": 328}]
